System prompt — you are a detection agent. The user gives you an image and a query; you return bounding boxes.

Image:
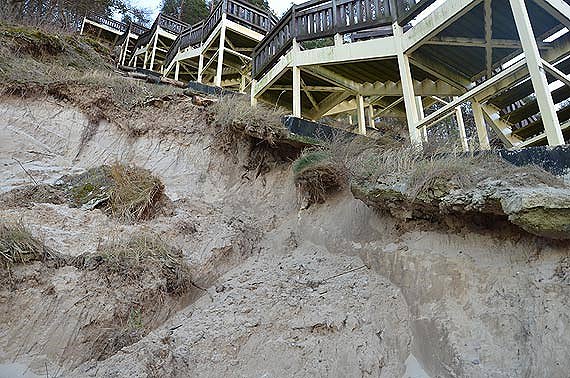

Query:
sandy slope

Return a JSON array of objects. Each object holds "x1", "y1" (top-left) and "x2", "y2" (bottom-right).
[{"x1": 1, "y1": 97, "x2": 569, "y2": 378}]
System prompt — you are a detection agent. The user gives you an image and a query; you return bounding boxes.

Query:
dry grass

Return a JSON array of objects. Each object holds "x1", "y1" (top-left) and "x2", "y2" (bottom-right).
[
  {"x1": 60, "y1": 164, "x2": 166, "y2": 222},
  {"x1": 0, "y1": 222, "x2": 50, "y2": 268},
  {"x1": 107, "y1": 164, "x2": 165, "y2": 222},
  {"x1": 0, "y1": 23, "x2": 183, "y2": 129},
  {"x1": 96, "y1": 233, "x2": 192, "y2": 295},
  {"x1": 0, "y1": 23, "x2": 112, "y2": 94},
  {"x1": 208, "y1": 94, "x2": 288, "y2": 146},
  {"x1": 299, "y1": 136, "x2": 566, "y2": 203},
  {"x1": 292, "y1": 144, "x2": 348, "y2": 205}
]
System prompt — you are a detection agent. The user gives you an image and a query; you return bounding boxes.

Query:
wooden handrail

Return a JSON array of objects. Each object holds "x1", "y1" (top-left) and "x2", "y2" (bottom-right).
[
  {"x1": 253, "y1": 0, "x2": 399, "y2": 78},
  {"x1": 396, "y1": 0, "x2": 438, "y2": 25},
  {"x1": 162, "y1": 0, "x2": 276, "y2": 71},
  {"x1": 251, "y1": 0, "x2": 438, "y2": 78},
  {"x1": 86, "y1": 13, "x2": 128, "y2": 33}
]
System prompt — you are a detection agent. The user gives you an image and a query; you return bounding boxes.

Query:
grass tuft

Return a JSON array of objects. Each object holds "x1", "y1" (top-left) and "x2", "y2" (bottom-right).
[
  {"x1": 107, "y1": 164, "x2": 165, "y2": 222},
  {"x1": 293, "y1": 148, "x2": 347, "y2": 205},
  {"x1": 208, "y1": 94, "x2": 288, "y2": 146},
  {"x1": 96, "y1": 233, "x2": 191, "y2": 295},
  {"x1": 0, "y1": 222, "x2": 47, "y2": 268}
]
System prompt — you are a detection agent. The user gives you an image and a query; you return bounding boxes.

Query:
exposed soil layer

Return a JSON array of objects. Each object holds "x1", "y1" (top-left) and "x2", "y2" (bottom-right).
[{"x1": 1, "y1": 97, "x2": 569, "y2": 378}]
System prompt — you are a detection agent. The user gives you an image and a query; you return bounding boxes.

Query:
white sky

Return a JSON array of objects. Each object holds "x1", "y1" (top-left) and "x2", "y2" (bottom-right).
[{"x1": 134, "y1": 0, "x2": 298, "y2": 19}]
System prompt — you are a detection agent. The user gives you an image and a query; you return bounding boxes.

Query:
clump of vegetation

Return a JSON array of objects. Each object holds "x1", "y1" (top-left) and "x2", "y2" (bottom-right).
[
  {"x1": 293, "y1": 135, "x2": 565, "y2": 206},
  {"x1": 0, "y1": 222, "x2": 51, "y2": 268},
  {"x1": 0, "y1": 23, "x2": 182, "y2": 129},
  {"x1": 293, "y1": 148, "x2": 347, "y2": 205},
  {"x1": 208, "y1": 94, "x2": 288, "y2": 146},
  {"x1": 61, "y1": 163, "x2": 166, "y2": 222},
  {"x1": 95, "y1": 233, "x2": 192, "y2": 295},
  {"x1": 65, "y1": 166, "x2": 114, "y2": 208},
  {"x1": 333, "y1": 138, "x2": 565, "y2": 196},
  {"x1": 106, "y1": 164, "x2": 165, "y2": 222}
]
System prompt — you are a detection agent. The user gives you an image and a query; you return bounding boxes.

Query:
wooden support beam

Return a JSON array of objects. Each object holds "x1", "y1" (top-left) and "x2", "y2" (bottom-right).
[
  {"x1": 417, "y1": 59, "x2": 527, "y2": 130},
  {"x1": 367, "y1": 105, "x2": 375, "y2": 129},
  {"x1": 215, "y1": 15, "x2": 227, "y2": 87},
  {"x1": 415, "y1": 96, "x2": 428, "y2": 143},
  {"x1": 395, "y1": 23, "x2": 422, "y2": 146},
  {"x1": 403, "y1": 0, "x2": 483, "y2": 53},
  {"x1": 307, "y1": 91, "x2": 352, "y2": 120},
  {"x1": 174, "y1": 61, "x2": 180, "y2": 81},
  {"x1": 374, "y1": 98, "x2": 404, "y2": 118},
  {"x1": 265, "y1": 86, "x2": 345, "y2": 92},
  {"x1": 143, "y1": 48, "x2": 149, "y2": 69},
  {"x1": 356, "y1": 94, "x2": 366, "y2": 135},
  {"x1": 149, "y1": 31, "x2": 159, "y2": 71},
  {"x1": 533, "y1": 0, "x2": 570, "y2": 30},
  {"x1": 510, "y1": 0, "x2": 565, "y2": 146},
  {"x1": 302, "y1": 66, "x2": 359, "y2": 93},
  {"x1": 484, "y1": 0, "x2": 493, "y2": 78},
  {"x1": 251, "y1": 79, "x2": 258, "y2": 107},
  {"x1": 293, "y1": 66, "x2": 301, "y2": 117},
  {"x1": 197, "y1": 54, "x2": 204, "y2": 83},
  {"x1": 410, "y1": 53, "x2": 472, "y2": 91},
  {"x1": 480, "y1": 104, "x2": 519, "y2": 148},
  {"x1": 472, "y1": 101, "x2": 491, "y2": 150},
  {"x1": 425, "y1": 37, "x2": 552, "y2": 49},
  {"x1": 454, "y1": 99, "x2": 469, "y2": 151},
  {"x1": 542, "y1": 59, "x2": 570, "y2": 87},
  {"x1": 301, "y1": 78, "x2": 320, "y2": 111}
]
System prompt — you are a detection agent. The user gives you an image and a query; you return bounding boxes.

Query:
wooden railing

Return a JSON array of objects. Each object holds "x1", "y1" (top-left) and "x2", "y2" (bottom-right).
[
  {"x1": 158, "y1": 13, "x2": 189, "y2": 35},
  {"x1": 251, "y1": 0, "x2": 439, "y2": 78},
  {"x1": 163, "y1": 0, "x2": 277, "y2": 71},
  {"x1": 131, "y1": 23, "x2": 149, "y2": 36},
  {"x1": 86, "y1": 13, "x2": 128, "y2": 33},
  {"x1": 396, "y1": 0, "x2": 437, "y2": 25},
  {"x1": 134, "y1": 13, "x2": 189, "y2": 53},
  {"x1": 116, "y1": 21, "x2": 149, "y2": 46}
]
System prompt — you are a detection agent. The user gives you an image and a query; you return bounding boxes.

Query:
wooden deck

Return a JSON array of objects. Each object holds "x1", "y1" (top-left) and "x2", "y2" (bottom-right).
[
  {"x1": 81, "y1": 0, "x2": 570, "y2": 149},
  {"x1": 250, "y1": 0, "x2": 570, "y2": 148},
  {"x1": 128, "y1": 14, "x2": 189, "y2": 73},
  {"x1": 161, "y1": 0, "x2": 277, "y2": 90}
]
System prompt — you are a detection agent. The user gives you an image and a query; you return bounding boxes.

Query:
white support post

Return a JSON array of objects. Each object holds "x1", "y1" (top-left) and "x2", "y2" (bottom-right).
[
  {"x1": 367, "y1": 105, "x2": 375, "y2": 129},
  {"x1": 414, "y1": 96, "x2": 428, "y2": 142},
  {"x1": 348, "y1": 114, "x2": 353, "y2": 125},
  {"x1": 472, "y1": 101, "x2": 491, "y2": 150},
  {"x1": 251, "y1": 79, "x2": 258, "y2": 107},
  {"x1": 149, "y1": 31, "x2": 159, "y2": 71},
  {"x1": 174, "y1": 61, "x2": 180, "y2": 81},
  {"x1": 121, "y1": 36, "x2": 129, "y2": 66},
  {"x1": 510, "y1": 0, "x2": 565, "y2": 146},
  {"x1": 80, "y1": 18, "x2": 86, "y2": 35},
  {"x1": 293, "y1": 66, "x2": 302, "y2": 117},
  {"x1": 197, "y1": 54, "x2": 204, "y2": 83},
  {"x1": 215, "y1": 15, "x2": 227, "y2": 87},
  {"x1": 356, "y1": 94, "x2": 367, "y2": 135},
  {"x1": 454, "y1": 98, "x2": 469, "y2": 151},
  {"x1": 240, "y1": 74, "x2": 247, "y2": 93},
  {"x1": 394, "y1": 23, "x2": 422, "y2": 146},
  {"x1": 143, "y1": 49, "x2": 149, "y2": 69},
  {"x1": 134, "y1": 55, "x2": 138, "y2": 68}
]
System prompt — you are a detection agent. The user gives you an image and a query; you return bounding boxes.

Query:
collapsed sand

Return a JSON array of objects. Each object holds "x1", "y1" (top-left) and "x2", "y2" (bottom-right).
[{"x1": 0, "y1": 93, "x2": 569, "y2": 378}]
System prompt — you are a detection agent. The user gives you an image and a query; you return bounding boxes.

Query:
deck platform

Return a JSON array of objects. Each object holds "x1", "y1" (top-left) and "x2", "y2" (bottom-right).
[
  {"x1": 161, "y1": 0, "x2": 277, "y2": 90},
  {"x1": 81, "y1": 14, "x2": 146, "y2": 45},
  {"x1": 251, "y1": 0, "x2": 570, "y2": 148},
  {"x1": 128, "y1": 14, "x2": 189, "y2": 73},
  {"x1": 80, "y1": 14, "x2": 148, "y2": 67}
]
